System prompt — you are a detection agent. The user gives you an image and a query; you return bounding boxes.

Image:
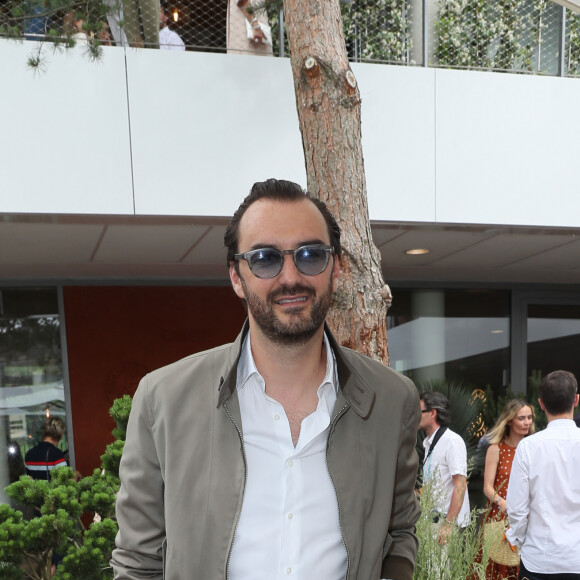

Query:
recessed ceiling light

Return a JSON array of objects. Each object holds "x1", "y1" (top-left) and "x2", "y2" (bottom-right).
[
  {"x1": 491, "y1": 330, "x2": 504, "y2": 334},
  {"x1": 405, "y1": 248, "x2": 430, "y2": 255}
]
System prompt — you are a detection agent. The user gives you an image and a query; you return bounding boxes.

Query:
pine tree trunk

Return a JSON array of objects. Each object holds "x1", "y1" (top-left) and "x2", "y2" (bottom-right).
[{"x1": 283, "y1": 0, "x2": 391, "y2": 363}]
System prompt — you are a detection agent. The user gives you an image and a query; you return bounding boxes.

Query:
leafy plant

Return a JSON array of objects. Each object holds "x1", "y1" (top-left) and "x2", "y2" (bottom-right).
[
  {"x1": 413, "y1": 482, "x2": 490, "y2": 579},
  {"x1": 0, "y1": 395, "x2": 132, "y2": 579},
  {"x1": 434, "y1": 0, "x2": 562, "y2": 73},
  {"x1": 566, "y1": 8, "x2": 580, "y2": 76},
  {"x1": 341, "y1": 0, "x2": 413, "y2": 64},
  {"x1": 0, "y1": 0, "x2": 115, "y2": 69}
]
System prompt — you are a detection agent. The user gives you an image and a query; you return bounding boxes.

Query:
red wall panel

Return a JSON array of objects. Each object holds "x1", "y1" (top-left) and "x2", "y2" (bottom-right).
[{"x1": 63, "y1": 286, "x2": 246, "y2": 477}]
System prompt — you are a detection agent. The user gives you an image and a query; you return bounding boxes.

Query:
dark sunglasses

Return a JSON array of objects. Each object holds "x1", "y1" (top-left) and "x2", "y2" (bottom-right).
[{"x1": 234, "y1": 244, "x2": 335, "y2": 279}]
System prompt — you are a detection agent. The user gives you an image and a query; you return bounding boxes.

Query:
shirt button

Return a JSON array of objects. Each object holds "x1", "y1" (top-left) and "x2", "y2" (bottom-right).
[
  {"x1": 287, "y1": 513, "x2": 293, "y2": 519},
  {"x1": 287, "y1": 460, "x2": 293, "y2": 467},
  {"x1": 274, "y1": 414, "x2": 280, "y2": 421},
  {"x1": 286, "y1": 568, "x2": 292, "y2": 575}
]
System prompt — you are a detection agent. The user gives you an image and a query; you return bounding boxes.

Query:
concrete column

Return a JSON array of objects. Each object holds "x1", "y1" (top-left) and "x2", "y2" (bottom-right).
[{"x1": 411, "y1": 289, "x2": 446, "y2": 386}]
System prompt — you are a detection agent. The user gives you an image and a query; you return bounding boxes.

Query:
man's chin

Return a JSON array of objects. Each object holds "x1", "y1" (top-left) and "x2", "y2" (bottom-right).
[
  {"x1": 270, "y1": 327, "x2": 319, "y2": 346},
  {"x1": 264, "y1": 317, "x2": 321, "y2": 345}
]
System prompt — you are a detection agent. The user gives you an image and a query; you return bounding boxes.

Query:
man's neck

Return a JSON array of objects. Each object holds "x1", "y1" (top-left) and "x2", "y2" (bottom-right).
[
  {"x1": 43, "y1": 436, "x2": 59, "y2": 446},
  {"x1": 249, "y1": 325, "x2": 328, "y2": 403},
  {"x1": 425, "y1": 424, "x2": 440, "y2": 439},
  {"x1": 546, "y1": 411, "x2": 574, "y2": 423}
]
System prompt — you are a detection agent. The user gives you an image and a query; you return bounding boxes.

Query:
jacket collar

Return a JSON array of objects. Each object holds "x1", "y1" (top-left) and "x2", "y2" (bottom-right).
[{"x1": 217, "y1": 320, "x2": 375, "y2": 418}]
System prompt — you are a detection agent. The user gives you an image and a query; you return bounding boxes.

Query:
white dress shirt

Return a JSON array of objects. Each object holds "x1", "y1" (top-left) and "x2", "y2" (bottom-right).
[
  {"x1": 506, "y1": 419, "x2": 580, "y2": 574},
  {"x1": 423, "y1": 427, "x2": 470, "y2": 527},
  {"x1": 159, "y1": 26, "x2": 185, "y2": 50},
  {"x1": 228, "y1": 333, "x2": 347, "y2": 579}
]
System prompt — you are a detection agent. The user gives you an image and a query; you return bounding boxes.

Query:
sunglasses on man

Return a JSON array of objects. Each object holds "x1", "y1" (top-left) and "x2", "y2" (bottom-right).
[{"x1": 234, "y1": 244, "x2": 335, "y2": 279}]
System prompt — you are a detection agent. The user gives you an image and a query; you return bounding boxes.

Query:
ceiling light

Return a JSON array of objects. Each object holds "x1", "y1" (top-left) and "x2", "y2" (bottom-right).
[
  {"x1": 405, "y1": 248, "x2": 430, "y2": 255},
  {"x1": 491, "y1": 329, "x2": 504, "y2": 334}
]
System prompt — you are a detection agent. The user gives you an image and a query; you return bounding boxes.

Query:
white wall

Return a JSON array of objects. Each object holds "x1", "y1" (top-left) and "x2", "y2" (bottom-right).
[{"x1": 2, "y1": 40, "x2": 580, "y2": 227}]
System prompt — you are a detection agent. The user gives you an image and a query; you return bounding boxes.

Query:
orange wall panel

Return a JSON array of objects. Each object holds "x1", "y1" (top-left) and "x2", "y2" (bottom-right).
[{"x1": 63, "y1": 286, "x2": 246, "y2": 477}]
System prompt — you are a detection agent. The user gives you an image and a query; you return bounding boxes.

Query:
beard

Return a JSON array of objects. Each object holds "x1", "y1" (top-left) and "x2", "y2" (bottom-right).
[{"x1": 240, "y1": 277, "x2": 334, "y2": 346}]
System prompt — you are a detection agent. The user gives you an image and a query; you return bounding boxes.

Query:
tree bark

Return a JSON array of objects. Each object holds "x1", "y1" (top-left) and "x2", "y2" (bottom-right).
[{"x1": 283, "y1": 0, "x2": 391, "y2": 363}]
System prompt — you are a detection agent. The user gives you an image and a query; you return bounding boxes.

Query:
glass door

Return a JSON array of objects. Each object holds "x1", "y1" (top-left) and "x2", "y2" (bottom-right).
[
  {"x1": 0, "y1": 288, "x2": 68, "y2": 504},
  {"x1": 511, "y1": 291, "x2": 580, "y2": 396}
]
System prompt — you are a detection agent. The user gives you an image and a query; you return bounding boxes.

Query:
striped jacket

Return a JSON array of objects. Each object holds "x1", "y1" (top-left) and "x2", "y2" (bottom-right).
[{"x1": 24, "y1": 440, "x2": 68, "y2": 480}]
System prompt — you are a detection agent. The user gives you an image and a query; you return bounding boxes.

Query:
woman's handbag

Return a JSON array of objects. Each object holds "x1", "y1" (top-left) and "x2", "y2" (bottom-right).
[{"x1": 483, "y1": 518, "x2": 520, "y2": 567}]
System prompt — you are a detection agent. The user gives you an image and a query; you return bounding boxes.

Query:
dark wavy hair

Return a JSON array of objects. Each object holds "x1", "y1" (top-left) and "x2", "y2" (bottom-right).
[
  {"x1": 539, "y1": 370, "x2": 578, "y2": 415},
  {"x1": 224, "y1": 178, "x2": 342, "y2": 268},
  {"x1": 419, "y1": 391, "x2": 451, "y2": 427}
]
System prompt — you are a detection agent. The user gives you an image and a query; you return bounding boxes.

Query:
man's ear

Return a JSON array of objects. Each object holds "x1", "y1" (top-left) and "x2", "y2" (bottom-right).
[
  {"x1": 574, "y1": 393, "x2": 580, "y2": 408},
  {"x1": 538, "y1": 398, "x2": 546, "y2": 411},
  {"x1": 229, "y1": 262, "x2": 245, "y2": 299},
  {"x1": 331, "y1": 254, "x2": 341, "y2": 293}
]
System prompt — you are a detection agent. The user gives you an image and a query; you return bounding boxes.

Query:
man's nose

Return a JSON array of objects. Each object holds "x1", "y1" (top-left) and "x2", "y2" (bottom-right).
[{"x1": 277, "y1": 253, "x2": 302, "y2": 283}]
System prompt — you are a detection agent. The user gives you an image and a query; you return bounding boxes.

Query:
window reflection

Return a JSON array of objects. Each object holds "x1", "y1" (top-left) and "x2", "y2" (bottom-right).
[
  {"x1": 527, "y1": 304, "x2": 580, "y2": 389},
  {"x1": 387, "y1": 288, "x2": 511, "y2": 393},
  {"x1": 0, "y1": 288, "x2": 67, "y2": 505}
]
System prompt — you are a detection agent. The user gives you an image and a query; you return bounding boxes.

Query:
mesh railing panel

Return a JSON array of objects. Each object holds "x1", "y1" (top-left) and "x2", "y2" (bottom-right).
[
  {"x1": 341, "y1": 0, "x2": 414, "y2": 65},
  {"x1": 0, "y1": 0, "x2": 579, "y2": 77},
  {"x1": 566, "y1": 7, "x2": 580, "y2": 75},
  {"x1": 432, "y1": 0, "x2": 563, "y2": 75}
]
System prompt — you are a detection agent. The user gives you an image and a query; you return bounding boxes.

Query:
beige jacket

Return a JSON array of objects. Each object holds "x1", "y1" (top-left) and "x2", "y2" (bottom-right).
[{"x1": 112, "y1": 323, "x2": 421, "y2": 579}]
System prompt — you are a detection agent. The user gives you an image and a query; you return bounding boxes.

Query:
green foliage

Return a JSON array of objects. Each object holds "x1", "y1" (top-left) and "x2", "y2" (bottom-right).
[
  {"x1": 0, "y1": 0, "x2": 113, "y2": 69},
  {"x1": 434, "y1": 0, "x2": 555, "y2": 73},
  {"x1": 413, "y1": 484, "x2": 489, "y2": 579},
  {"x1": 0, "y1": 396, "x2": 131, "y2": 579},
  {"x1": 78, "y1": 469, "x2": 119, "y2": 520},
  {"x1": 109, "y1": 394, "x2": 132, "y2": 441},
  {"x1": 0, "y1": 504, "x2": 26, "y2": 568},
  {"x1": 6, "y1": 476, "x2": 50, "y2": 508},
  {"x1": 54, "y1": 520, "x2": 118, "y2": 580},
  {"x1": 100, "y1": 440, "x2": 124, "y2": 480},
  {"x1": 342, "y1": 0, "x2": 412, "y2": 64},
  {"x1": 567, "y1": 9, "x2": 580, "y2": 76}
]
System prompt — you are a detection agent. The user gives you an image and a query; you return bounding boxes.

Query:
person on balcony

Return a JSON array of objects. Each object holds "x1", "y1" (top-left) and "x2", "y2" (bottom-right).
[
  {"x1": 159, "y1": 4, "x2": 184, "y2": 51},
  {"x1": 226, "y1": 0, "x2": 273, "y2": 56}
]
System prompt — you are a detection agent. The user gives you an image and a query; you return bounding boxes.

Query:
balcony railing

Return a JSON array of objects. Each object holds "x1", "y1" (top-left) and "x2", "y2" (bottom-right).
[{"x1": 1, "y1": 0, "x2": 578, "y2": 77}]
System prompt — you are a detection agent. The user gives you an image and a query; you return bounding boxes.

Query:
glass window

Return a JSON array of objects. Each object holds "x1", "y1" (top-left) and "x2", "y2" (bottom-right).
[
  {"x1": 527, "y1": 303, "x2": 580, "y2": 390},
  {"x1": 0, "y1": 288, "x2": 68, "y2": 503},
  {"x1": 387, "y1": 288, "x2": 511, "y2": 394}
]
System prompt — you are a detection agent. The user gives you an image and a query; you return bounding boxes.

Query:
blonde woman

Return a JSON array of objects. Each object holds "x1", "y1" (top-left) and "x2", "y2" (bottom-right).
[{"x1": 482, "y1": 399, "x2": 534, "y2": 579}]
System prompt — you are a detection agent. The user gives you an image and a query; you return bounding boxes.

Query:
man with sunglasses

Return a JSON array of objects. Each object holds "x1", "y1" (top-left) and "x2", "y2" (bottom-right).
[
  {"x1": 418, "y1": 392, "x2": 469, "y2": 546},
  {"x1": 113, "y1": 179, "x2": 421, "y2": 580}
]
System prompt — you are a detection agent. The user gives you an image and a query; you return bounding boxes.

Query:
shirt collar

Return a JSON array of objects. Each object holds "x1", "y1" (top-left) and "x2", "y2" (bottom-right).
[
  {"x1": 547, "y1": 418, "x2": 577, "y2": 429},
  {"x1": 236, "y1": 331, "x2": 338, "y2": 400},
  {"x1": 423, "y1": 426, "x2": 441, "y2": 449}
]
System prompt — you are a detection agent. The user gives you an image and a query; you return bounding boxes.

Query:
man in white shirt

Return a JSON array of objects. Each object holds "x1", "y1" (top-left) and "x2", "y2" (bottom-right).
[
  {"x1": 506, "y1": 370, "x2": 580, "y2": 579},
  {"x1": 112, "y1": 179, "x2": 421, "y2": 580},
  {"x1": 419, "y1": 391, "x2": 470, "y2": 544},
  {"x1": 159, "y1": 5, "x2": 184, "y2": 50}
]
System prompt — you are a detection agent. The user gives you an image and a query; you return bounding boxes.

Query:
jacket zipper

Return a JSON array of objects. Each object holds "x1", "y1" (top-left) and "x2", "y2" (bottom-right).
[
  {"x1": 326, "y1": 401, "x2": 350, "y2": 580},
  {"x1": 223, "y1": 400, "x2": 248, "y2": 580}
]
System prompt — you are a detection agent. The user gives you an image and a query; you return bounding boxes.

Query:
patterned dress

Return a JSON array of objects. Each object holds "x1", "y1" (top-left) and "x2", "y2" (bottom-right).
[{"x1": 483, "y1": 442, "x2": 519, "y2": 580}]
